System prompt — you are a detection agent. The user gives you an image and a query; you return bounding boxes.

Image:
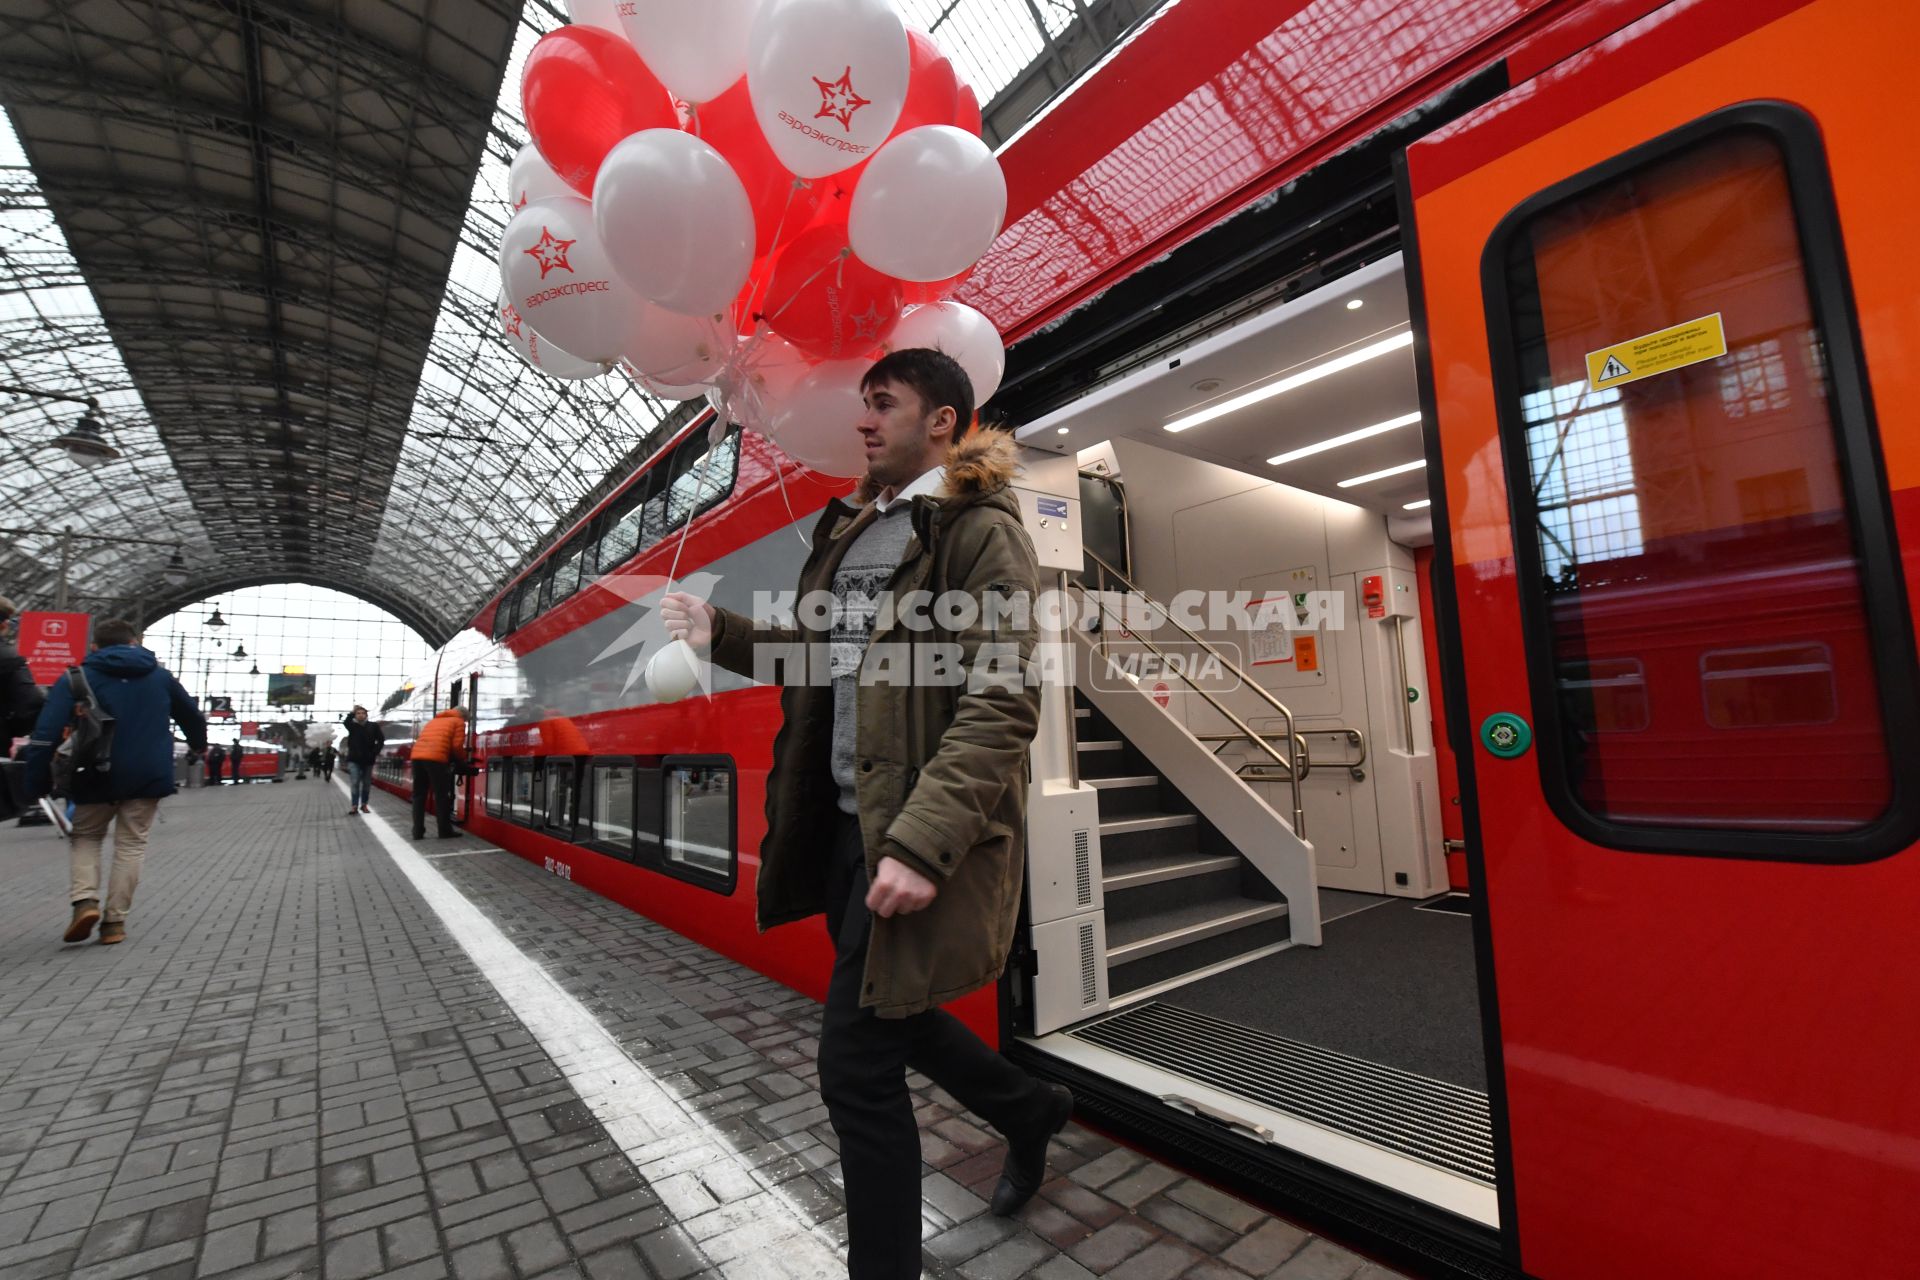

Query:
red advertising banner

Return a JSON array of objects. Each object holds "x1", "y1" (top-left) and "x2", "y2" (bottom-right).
[
  {"x1": 18, "y1": 612, "x2": 90, "y2": 685},
  {"x1": 241, "y1": 721, "x2": 259, "y2": 737}
]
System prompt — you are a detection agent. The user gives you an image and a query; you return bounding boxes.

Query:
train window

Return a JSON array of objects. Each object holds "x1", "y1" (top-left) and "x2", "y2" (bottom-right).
[
  {"x1": 549, "y1": 536, "x2": 587, "y2": 608},
  {"x1": 662, "y1": 427, "x2": 740, "y2": 530},
  {"x1": 1488, "y1": 105, "x2": 1918, "y2": 855},
  {"x1": 586, "y1": 761, "x2": 636, "y2": 855},
  {"x1": 1557, "y1": 658, "x2": 1648, "y2": 734},
  {"x1": 1701, "y1": 644, "x2": 1837, "y2": 730},
  {"x1": 528, "y1": 757, "x2": 547, "y2": 824},
  {"x1": 507, "y1": 759, "x2": 534, "y2": 822},
  {"x1": 597, "y1": 487, "x2": 649, "y2": 574},
  {"x1": 545, "y1": 758, "x2": 579, "y2": 835},
  {"x1": 497, "y1": 585, "x2": 521, "y2": 636},
  {"x1": 485, "y1": 759, "x2": 503, "y2": 816},
  {"x1": 661, "y1": 758, "x2": 735, "y2": 890}
]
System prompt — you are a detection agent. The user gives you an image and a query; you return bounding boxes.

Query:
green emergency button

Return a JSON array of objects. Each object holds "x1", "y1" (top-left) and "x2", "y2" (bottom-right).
[{"x1": 1480, "y1": 712, "x2": 1532, "y2": 759}]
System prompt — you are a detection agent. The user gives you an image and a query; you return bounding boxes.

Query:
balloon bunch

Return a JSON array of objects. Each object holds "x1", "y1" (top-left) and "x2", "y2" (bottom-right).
[{"x1": 497, "y1": 0, "x2": 1008, "y2": 478}]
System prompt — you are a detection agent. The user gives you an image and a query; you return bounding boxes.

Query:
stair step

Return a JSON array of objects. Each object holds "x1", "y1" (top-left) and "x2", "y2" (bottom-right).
[
  {"x1": 1089, "y1": 775, "x2": 1157, "y2": 790},
  {"x1": 1108, "y1": 915, "x2": 1298, "y2": 999},
  {"x1": 1074, "y1": 707, "x2": 1091, "y2": 718},
  {"x1": 1100, "y1": 813, "x2": 1196, "y2": 835},
  {"x1": 1104, "y1": 853, "x2": 1240, "y2": 892},
  {"x1": 1077, "y1": 739, "x2": 1124, "y2": 752},
  {"x1": 1107, "y1": 900, "x2": 1289, "y2": 965}
]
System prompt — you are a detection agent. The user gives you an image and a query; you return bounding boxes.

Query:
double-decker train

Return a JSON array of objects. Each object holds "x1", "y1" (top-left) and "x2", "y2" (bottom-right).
[{"x1": 378, "y1": 2, "x2": 1920, "y2": 1275}]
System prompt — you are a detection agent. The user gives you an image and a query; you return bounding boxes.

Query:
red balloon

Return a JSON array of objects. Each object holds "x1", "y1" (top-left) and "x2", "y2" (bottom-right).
[
  {"x1": 695, "y1": 79, "x2": 825, "y2": 260},
  {"x1": 824, "y1": 32, "x2": 960, "y2": 202},
  {"x1": 955, "y1": 84, "x2": 982, "y2": 138},
  {"x1": 761, "y1": 224, "x2": 903, "y2": 361},
  {"x1": 521, "y1": 27, "x2": 676, "y2": 196},
  {"x1": 897, "y1": 32, "x2": 960, "y2": 138}
]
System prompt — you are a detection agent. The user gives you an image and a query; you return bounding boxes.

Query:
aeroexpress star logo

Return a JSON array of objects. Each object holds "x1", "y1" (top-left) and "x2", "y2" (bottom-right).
[
  {"x1": 523, "y1": 227, "x2": 575, "y2": 279},
  {"x1": 849, "y1": 301, "x2": 886, "y2": 341},
  {"x1": 812, "y1": 66, "x2": 871, "y2": 133},
  {"x1": 500, "y1": 303, "x2": 524, "y2": 340}
]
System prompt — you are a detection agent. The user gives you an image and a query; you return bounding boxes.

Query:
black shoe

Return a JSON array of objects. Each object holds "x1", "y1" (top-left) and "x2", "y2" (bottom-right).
[{"x1": 990, "y1": 1084, "x2": 1073, "y2": 1217}]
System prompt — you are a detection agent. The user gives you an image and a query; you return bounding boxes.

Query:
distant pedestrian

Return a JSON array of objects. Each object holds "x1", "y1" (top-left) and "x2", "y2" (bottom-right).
[
  {"x1": 22, "y1": 617, "x2": 207, "y2": 945},
  {"x1": 1, "y1": 596, "x2": 46, "y2": 827},
  {"x1": 409, "y1": 693, "x2": 466, "y2": 839},
  {"x1": 206, "y1": 742, "x2": 226, "y2": 785},
  {"x1": 229, "y1": 741, "x2": 244, "y2": 785},
  {"x1": 321, "y1": 743, "x2": 336, "y2": 782},
  {"x1": 341, "y1": 706, "x2": 383, "y2": 815}
]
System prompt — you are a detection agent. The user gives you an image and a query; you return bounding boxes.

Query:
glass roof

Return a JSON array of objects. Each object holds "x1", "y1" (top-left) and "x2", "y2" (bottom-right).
[{"x1": 2, "y1": 0, "x2": 1149, "y2": 640}]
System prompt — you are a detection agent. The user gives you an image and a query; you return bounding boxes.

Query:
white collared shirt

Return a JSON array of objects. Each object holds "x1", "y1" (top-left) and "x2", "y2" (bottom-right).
[{"x1": 872, "y1": 465, "x2": 946, "y2": 514}]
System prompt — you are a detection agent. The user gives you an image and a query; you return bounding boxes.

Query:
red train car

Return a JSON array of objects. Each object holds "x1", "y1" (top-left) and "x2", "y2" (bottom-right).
[{"x1": 381, "y1": 2, "x2": 1920, "y2": 1275}]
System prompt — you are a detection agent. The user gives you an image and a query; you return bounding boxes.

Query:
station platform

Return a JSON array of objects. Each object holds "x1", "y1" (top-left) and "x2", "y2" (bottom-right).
[{"x1": 0, "y1": 780, "x2": 1410, "y2": 1280}]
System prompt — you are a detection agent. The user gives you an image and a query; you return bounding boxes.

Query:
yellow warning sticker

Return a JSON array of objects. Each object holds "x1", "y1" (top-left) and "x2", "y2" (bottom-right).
[{"x1": 1585, "y1": 312, "x2": 1728, "y2": 391}]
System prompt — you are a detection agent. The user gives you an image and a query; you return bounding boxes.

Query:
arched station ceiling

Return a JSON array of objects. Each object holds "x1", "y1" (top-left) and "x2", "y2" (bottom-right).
[{"x1": 0, "y1": 0, "x2": 1158, "y2": 647}]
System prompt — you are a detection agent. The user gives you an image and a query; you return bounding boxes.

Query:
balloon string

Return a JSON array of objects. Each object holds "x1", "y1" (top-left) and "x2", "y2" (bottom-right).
[
  {"x1": 771, "y1": 448, "x2": 813, "y2": 549},
  {"x1": 762, "y1": 252, "x2": 838, "y2": 326},
  {"x1": 739, "y1": 180, "x2": 807, "y2": 330},
  {"x1": 664, "y1": 440, "x2": 720, "y2": 592}
]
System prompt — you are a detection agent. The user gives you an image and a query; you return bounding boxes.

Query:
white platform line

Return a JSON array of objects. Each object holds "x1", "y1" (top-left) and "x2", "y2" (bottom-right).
[{"x1": 343, "y1": 781, "x2": 845, "y2": 1276}]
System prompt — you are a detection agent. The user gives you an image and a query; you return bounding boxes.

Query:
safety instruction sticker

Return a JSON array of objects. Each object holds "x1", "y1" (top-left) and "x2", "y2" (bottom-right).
[{"x1": 1585, "y1": 312, "x2": 1727, "y2": 391}]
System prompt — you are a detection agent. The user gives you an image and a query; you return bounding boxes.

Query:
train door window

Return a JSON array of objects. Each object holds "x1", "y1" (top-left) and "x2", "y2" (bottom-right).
[
  {"x1": 545, "y1": 758, "x2": 579, "y2": 836},
  {"x1": 1487, "y1": 105, "x2": 1916, "y2": 852},
  {"x1": 485, "y1": 759, "x2": 504, "y2": 816},
  {"x1": 527, "y1": 757, "x2": 547, "y2": 825},
  {"x1": 508, "y1": 759, "x2": 534, "y2": 822},
  {"x1": 1701, "y1": 644, "x2": 1837, "y2": 730},
  {"x1": 586, "y1": 760, "x2": 636, "y2": 857},
  {"x1": 661, "y1": 758, "x2": 734, "y2": 890},
  {"x1": 1558, "y1": 658, "x2": 1649, "y2": 734}
]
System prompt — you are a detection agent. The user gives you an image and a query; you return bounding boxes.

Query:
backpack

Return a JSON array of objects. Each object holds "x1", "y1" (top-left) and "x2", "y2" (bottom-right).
[{"x1": 50, "y1": 666, "x2": 116, "y2": 798}]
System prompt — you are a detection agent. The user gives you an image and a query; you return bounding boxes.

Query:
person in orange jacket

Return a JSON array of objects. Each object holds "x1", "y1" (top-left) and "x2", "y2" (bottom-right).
[{"x1": 409, "y1": 689, "x2": 467, "y2": 839}]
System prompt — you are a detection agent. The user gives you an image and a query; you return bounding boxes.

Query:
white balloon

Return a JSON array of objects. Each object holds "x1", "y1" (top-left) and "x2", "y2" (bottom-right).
[
  {"x1": 720, "y1": 331, "x2": 812, "y2": 432},
  {"x1": 747, "y1": 0, "x2": 909, "y2": 179},
  {"x1": 646, "y1": 639, "x2": 702, "y2": 702},
  {"x1": 886, "y1": 301, "x2": 1005, "y2": 405},
  {"x1": 508, "y1": 143, "x2": 573, "y2": 213},
  {"x1": 498, "y1": 287, "x2": 606, "y2": 380},
  {"x1": 621, "y1": 0, "x2": 763, "y2": 104},
  {"x1": 595, "y1": 130, "x2": 756, "y2": 316},
  {"x1": 624, "y1": 302, "x2": 732, "y2": 383},
  {"x1": 766, "y1": 358, "x2": 870, "y2": 476},
  {"x1": 631, "y1": 369, "x2": 711, "y2": 401},
  {"x1": 849, "y1": 125, "x2": 1006, "y2": 282},
  {"x1": 499, "y1": 198, "x2": 635, "y2": 363},
  {"x1": 564, "y1": 0, "x2": 624, "y2": 34}
]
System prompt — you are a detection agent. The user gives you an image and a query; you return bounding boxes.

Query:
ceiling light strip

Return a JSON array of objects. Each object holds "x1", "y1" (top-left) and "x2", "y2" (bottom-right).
[
  {"x1": 1165, "y1": 330, "x2": 1414, "y2": 434},
  {"x1": 1403, "y1": 499, "x2": 1432, "y2": 510},
  {"x1": 1337, "y1": 459, "x2": 1427, "y2": 488},
  {"x1": 1267, "y1": 411, "x2": 1421, "y2": 466}
]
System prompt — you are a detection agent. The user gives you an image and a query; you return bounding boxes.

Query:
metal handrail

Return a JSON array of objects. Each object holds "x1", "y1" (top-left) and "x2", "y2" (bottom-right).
[
  {"x1": 1075, "y1": 549, "x2": 1307, "y2": 835},
  {"x1": 1199, "y1": 726, "x2": 1367, "y2": 773}
]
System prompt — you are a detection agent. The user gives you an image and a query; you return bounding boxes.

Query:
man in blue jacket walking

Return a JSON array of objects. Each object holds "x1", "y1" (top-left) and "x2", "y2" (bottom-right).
[{"x1": 23, "y1": 617, "x2": 207, "y2": 945}]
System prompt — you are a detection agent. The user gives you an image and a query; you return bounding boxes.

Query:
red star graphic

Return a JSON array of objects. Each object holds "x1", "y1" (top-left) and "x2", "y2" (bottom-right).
[
  {"x1": 812, "y1": 67, "x2": 872, "y2": 133},
  {"x1": 501, "y1": 303, "x2": 524, "y2": 340},
  {"x1": 850, "y1": 301, "x2": 885, "y2": 340},
  {"x1": 524, "y1": 227, "x2": 576, "y2": 278}
]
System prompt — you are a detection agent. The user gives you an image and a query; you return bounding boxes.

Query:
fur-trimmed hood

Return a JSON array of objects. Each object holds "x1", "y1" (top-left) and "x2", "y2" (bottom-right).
[{"x1": 851, "y1": 428, "x2": 1021, "y2": 506}]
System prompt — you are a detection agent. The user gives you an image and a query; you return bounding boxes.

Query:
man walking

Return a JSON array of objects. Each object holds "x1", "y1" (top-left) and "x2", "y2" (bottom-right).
[
  {"x1": 1, "y1": 596, "x2": 46, "y2": 826},
  {"x1": 341, "y1": 706, "x2": 382, "y2": 814},
  {"x1": 206, "y1": 741, "x2": 225, "y2": 786},
  {"x1": 409, "y1": 690, "x2": 465, "y2": 839},
  {"x1": 321, "y1": 742, "x2": 336, "y2": 783},
  {"x1": 664, "y1": 349, "x2": 1070, "y2": 1279},
  {"x1": 228, "y1": 740, "x2": 244, "y2": 785},
  {"x1": 23, "y1": 617, "x2": 207, "y2": 945}
]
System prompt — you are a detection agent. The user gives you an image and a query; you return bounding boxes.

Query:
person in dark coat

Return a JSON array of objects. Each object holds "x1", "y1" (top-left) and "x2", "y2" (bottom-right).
[
  {"x1": 229, "y1": 741, "x2": 244, "y2": 785},
  {"x1": 206, "y1": 742, "x2": 226, "y2": 785},
  {"x1": 341, "y1": 705, "x2": 384, "y2": 814},
  {"x1": 23, "y1": 617, "x2": 207, "y2": 945},
  {"x1": 321, "y1": 744, "x2": 336, "y2": 782},
  {"x1": 0, "y1": 595, "x2": 45, "y2": 740}
]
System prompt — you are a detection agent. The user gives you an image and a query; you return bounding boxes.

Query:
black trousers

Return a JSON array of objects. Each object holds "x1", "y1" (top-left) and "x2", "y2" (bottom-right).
[
  {"x1": 411, "y1": 760, "x2": 454, "y2": 837},
  {"x1": 818, "y1": 815, "x2": 1047, "y2": 1280}
]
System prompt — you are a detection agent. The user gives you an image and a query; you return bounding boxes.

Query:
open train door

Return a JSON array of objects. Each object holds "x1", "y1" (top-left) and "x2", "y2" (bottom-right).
[{"x1": 1400, "y1": 1, "x2": 1920, "y2": 1276}]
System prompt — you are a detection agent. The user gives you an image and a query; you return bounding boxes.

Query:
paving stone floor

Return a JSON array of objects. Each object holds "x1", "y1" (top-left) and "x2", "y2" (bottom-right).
[{"x1": 0, "y1": 778, "x2": 1412, "y2": 1280}]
